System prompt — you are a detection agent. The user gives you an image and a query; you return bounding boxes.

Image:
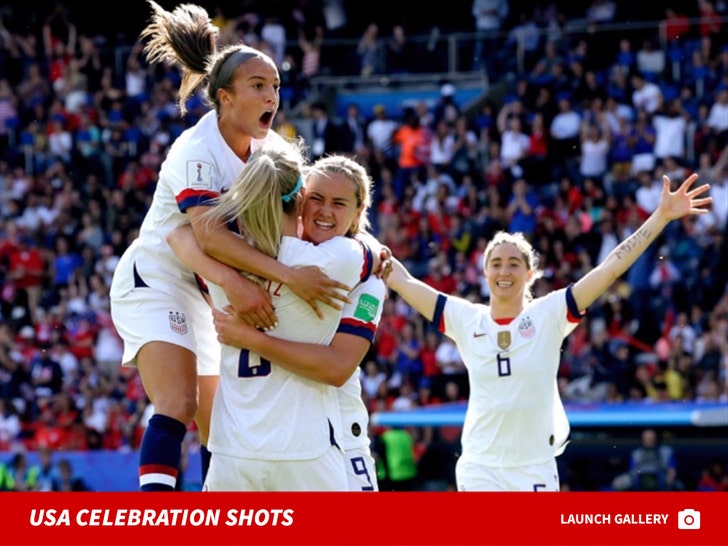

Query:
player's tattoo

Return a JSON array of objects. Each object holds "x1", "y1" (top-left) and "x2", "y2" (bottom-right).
[{"x1": 615, "y1": 227, "x2": 652, "y2": 260}]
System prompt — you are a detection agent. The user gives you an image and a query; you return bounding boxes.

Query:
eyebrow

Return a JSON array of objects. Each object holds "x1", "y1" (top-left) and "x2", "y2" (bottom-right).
[
  {"x1": 246, "y1": 75, "x2": 280, "y2": 84},
  {"x1": 490, "y1": 256, "x2": 523, "y2": 263},
  {"x1": 309, "y1": 191, "x2": 352, "y2": 203}
]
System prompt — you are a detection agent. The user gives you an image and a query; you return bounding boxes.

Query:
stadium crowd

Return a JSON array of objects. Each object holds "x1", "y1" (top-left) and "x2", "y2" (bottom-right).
[{"x1": 0, "y1": 0, "x2": 727, "y2": 491}]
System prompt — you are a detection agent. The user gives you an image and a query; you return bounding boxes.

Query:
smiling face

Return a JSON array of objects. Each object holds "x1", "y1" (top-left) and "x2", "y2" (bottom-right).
[
  {"x1": 301, "y1": 171, "x2": 362, "y2": 244},
  {"x1": 219, "y1": 56, "x2": 280, "y2": 142},
  {"x1": 484, "y1": 242, "x2": 533, "y2": 305}
]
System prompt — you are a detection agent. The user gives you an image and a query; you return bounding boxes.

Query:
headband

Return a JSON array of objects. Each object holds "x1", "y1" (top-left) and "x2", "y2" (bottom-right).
[
  {"x1": 282, "y1": 176, "x2": 303, "y2": 203},
  {"x1": 213, "y1": 49, "x2": 259, "y2": 97}
]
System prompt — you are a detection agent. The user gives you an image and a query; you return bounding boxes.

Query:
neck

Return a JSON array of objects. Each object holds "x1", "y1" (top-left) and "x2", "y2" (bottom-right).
[
  {"x1": 281, "y1": 215, "x2": 299, "y2": 238},
  {"x1": 490, "y1": 297, "x2": 524, "y2": 320},
  {"x1": 219, "y1": 116, "x2": 253, "y2": 161}
]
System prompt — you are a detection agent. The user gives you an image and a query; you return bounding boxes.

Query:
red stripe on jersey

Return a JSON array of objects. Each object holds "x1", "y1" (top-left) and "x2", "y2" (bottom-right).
[
  {"x1": 567, "y1": 308, "x2": 582, "y2": 323},
  {"x1": 494, "y1": 317, "x2": 514, "y2": 325},
  {"x1": 194, "y1": 273, "x2": 209, "y2": 294},
  {"x1": 139, "y1": 464, "x2": 178, "y2": 478},
  {"x1": 176, "y1": 188, "x2": 220, "y2": 207},
  {"x1": 339, "y1": 317, "x2": 376, "y2": 336}
]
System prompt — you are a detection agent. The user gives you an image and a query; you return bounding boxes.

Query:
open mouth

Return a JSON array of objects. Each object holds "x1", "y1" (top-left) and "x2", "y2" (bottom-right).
[{"x1": 260, "y1": 111, "x2": 273, "y2": 125}]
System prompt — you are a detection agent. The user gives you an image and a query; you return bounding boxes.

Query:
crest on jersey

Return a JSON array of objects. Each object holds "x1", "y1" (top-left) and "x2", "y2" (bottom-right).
[
  {"x1": 354, "y1": 294, "x2": 380, "y2": 322},
  {"x1": 186, "y1": 160, "x2": 212, "y2": 189},
  {"x1": 518, "y1": 316, "x2": 536, "y2": 339},
  {"x1": 497, "y1": 331, "x2": 511, "y2": 351},
  {"x1": 169, "y1": 311, "x2": 188, "y2": 335}
]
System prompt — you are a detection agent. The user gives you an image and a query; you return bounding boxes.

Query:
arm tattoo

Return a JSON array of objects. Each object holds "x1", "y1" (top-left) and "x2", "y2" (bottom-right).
[{"x1": 615, "y1": 227, "x2": 652, "y2": 260}]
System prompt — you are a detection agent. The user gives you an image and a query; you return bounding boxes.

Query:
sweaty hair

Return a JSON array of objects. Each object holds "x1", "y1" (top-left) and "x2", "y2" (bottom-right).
[
  {"x1": 483, "y1": 231, "x2": 543, "y2": 301},
  {"x1": 140, "y1": 0, "x2": 272, "y2": 115},
  {"x1": 202, "y1": 138, "x2": 307, "y2": 259},
  {"x1": 304, "y1": 156, "x2": 373, "y2": 235}
]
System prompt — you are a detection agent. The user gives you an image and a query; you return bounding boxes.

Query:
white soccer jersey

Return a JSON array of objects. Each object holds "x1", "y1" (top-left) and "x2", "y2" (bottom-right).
[
  {"x1": 433, "y1": 285, "x2": 582, "y2": 468},
  {"x1": 207, "y1": 235, "x2": 372, "y2": 461},
  {"x1": 113, "y1": 111, "x2": 284, "y2": 297},
  {"x1": 336, "y1": 276, "x2": 386, "y2": 451},
  {"x1": 110, "y1": 111, "x2": 284, "y2": 370},
  {"x1": 335, "y1": 277, "x2": 385, "y2": 491}
]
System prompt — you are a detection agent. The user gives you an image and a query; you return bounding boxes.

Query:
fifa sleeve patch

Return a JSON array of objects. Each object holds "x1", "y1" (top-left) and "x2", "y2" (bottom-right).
[
  {"x1": 186, "y1": 160, "x2": 212, "y2": 189},
  {"x1": 353, "y1": 293, "x2": 380, "y2": 322}
]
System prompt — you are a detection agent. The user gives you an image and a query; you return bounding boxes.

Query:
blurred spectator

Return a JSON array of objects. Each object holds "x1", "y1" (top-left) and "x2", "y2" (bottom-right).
[
  {"x1": 661, "y1": 7, "x2": 691, "y2": 44},
  {"x1": 357, "y1": 23, "x2": 382, "y2": 77},
  {"x1": 52, "y1": 457, "x2": 90, "y2": 491},
  {"x1": 0, "y1": 398, "x2": 21, "y2": 450},
  {"x1": 386, "y1": 25, "x2": 413, "y2": 75},
  {"x1": 309, "y1": 101, "x2": 338, "y2": 161},
  {"x1": 471, "y1": 0, "x2": 510, "y2": 74},
  {"x1": 636, "y1": 39, "x2": 666, "y2": 79},
  {"x1": 630, "y1": 72, "x2": 663, "y2": 115},
  {"x1": 0, "y1": 451, "x2": 40, "y2": 491},
  {"x1": 697, "y1": 458, "x2": 728, "y2": 491},
  {"x1": 373, "y1": 427, "x2": 418, "y2": 491},
  {"x1": 339, "y1": 103, "x2": 366, "y2": 156},
  {"x1": 366, "y1": 104, "x2": 399, "y2": 160},
  {"x1": 626, "y1": 428, "x2": 685, "y2": 491}
]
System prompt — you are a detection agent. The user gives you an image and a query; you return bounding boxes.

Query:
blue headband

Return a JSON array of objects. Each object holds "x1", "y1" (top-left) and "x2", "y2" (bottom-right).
[{"x1": 282, "y1": 176, "x2": 303, "y2": 203}]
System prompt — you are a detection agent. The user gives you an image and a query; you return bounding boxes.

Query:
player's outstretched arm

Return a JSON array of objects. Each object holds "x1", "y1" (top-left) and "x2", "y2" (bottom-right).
[
  {"x1": 386, "y1": 258, "x2": 440, "y2": 322},
  {"x1": 572, "y1": 174, "x2": 712, "y2": 311},
  {"x1": 212, "y1": 307, "x2": 368, "y2": 387}
]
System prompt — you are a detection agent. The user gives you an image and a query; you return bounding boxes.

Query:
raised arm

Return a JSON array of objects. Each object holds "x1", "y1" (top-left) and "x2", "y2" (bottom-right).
[
  {"x1": 571, "y1": 174, "x2": 711, "y2": 311},
  {"x1": 212, "y1": 308, "x2": 369, "y2": 387},
  {"x1": 386, "y1": 258, "x2": 440, "y2": 321}
]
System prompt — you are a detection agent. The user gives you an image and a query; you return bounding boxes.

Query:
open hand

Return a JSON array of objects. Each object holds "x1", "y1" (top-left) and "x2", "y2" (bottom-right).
[{"x1": 658, "y1": 173, "x2": 712, "y2": 222}]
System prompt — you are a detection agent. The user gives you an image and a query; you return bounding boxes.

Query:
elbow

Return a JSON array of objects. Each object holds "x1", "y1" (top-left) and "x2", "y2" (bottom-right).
[
  {"x1": 322, "y1": 363, "x2": 352, "y2": 387},
  {"x1": 197, "y1": 235, "x2": 217, "y2": 257},
  {"x1": 165, "y1": 229, "x2": 180, "y2": 252},
  {"x1": 326, "y1": 369, "x2": 349, "y2": 388}
]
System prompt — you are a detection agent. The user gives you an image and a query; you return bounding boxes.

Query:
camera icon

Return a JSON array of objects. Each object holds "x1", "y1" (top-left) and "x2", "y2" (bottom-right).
[{"x1": 677, "y1": 509, "x2": 701, "y2": 530}]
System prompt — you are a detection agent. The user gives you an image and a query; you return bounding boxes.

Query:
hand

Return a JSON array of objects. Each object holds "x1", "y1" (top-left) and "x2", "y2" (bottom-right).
[
  {"x1": 375, "y1": 246, "x2": 393, "y2": 281},
  {"x1": 657, "y1": 174, "x2": 712, "y2": 222},
  {"x1": 212, "y1": 306, "x2": 261, "y2": 347},
  {"x1": 288, "y1": 265, "x2": 351, "y2": 320},
  {"x1": 222, "y1": 274, "x2": 277, "y2": 331}
]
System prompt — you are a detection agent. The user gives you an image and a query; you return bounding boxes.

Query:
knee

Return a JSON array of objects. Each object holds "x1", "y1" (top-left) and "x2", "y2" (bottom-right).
[{"x1": 153, "y1": 390, "x2": 198, "y2": 425}]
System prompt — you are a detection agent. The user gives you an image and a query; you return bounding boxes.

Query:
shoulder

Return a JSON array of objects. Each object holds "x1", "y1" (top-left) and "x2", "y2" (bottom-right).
[{"x1": 168, "y1": 112, "x2": 219, "y2": 158}]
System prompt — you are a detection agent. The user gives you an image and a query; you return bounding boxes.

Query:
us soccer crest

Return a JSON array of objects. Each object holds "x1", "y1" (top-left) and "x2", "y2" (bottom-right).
[
  {"x1": 518, "y1": 316, "x2": 536, "y2": 339},
  {"x1": 169, "y1": 311, "x2": 188, "y2": 335}
]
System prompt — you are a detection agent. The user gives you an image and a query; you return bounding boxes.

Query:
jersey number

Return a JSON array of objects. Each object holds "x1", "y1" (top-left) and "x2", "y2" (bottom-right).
[
  {"x1": 237, "y1": 349, "x2": 272, "y2": 378},
  {"x1": 350, "y1": 456, "x2": 375, "y2": 491},
  {"x1": 497, "y1": 352, "x2": 511, "y2": 377}
]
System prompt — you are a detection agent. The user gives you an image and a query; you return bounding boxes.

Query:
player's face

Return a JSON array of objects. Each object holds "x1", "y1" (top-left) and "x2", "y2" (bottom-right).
[
  {"x1": 484, "y1": 242, "x2": 532, "y2": 301},
  {"x1": 301, "y1": 172, "x2": 361, "y2": 244},
  {"x1": 220, "y1": 57, "x2": 280, "y2": 141}
]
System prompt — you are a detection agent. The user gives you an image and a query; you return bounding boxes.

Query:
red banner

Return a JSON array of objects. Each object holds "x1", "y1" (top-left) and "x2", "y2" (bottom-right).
[{"x1": 1, "y1": 492, "x2": 724, "y2": 546}]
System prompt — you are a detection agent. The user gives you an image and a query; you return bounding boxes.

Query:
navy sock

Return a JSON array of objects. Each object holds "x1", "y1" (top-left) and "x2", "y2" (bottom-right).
[
  {"x1": 200, "y1": 444, "x2": 211, "y2": 486},
  {"x1": 139, "y1": 414, "x2": 187, "y2": 491}
]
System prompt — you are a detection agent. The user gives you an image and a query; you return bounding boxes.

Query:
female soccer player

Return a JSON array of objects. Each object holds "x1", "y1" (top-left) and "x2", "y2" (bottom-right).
[
  {"x1": 109, "y1": 1, "x2": 348, "y2": 491},
  {"x1": 168, "y1": 144, "x2": 382, "y2": 490},
  {"x1": 385, "y1": 173, "x2": 711, "y2": 491},
  {"x1": 210, "y1": 155, "x2": 387, "y2": 490}
]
